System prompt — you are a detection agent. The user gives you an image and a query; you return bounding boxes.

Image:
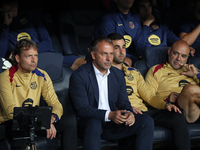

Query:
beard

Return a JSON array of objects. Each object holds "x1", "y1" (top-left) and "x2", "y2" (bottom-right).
[{"x1": 114, "y1": 54, "x2": 125, "y2": 64}]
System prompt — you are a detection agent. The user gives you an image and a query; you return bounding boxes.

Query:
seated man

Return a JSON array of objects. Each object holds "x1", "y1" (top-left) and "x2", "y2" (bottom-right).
[
  {"x1": 69, "y1": 36, "x2": 154, "y2": 150},
  {"x1": 0, "y1": 0, "x2": 85, "y2": 70},
  {"x1": 0, "y1": 39, "x2": 76, "y2": 150},
  {"x1": 144, "y1": 40, "x2": 200, "y2": 149},
  {"x1": 143, "y1": 39, "x2": 200, "y2": 125},
  {"x1": 109, "y1": 33, "x2": 190, "y2": 150}
]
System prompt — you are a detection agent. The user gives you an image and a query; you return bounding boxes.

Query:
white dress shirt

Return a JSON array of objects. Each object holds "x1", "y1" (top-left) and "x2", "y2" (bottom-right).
[{"x1": 93, "y1": 64, "x2": 111, "y2": 122}]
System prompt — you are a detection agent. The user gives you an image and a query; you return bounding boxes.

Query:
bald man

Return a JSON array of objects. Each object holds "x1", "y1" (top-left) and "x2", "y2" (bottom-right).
[
  {"x1": 143, "y1": 40, "x2": 200, "y2": 123},
  {"x1": 110, "y1": 33, "x2": 191, "y2": 150}
]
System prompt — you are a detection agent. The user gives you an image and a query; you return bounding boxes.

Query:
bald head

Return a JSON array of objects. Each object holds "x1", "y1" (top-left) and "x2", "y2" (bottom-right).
[
  {"x1": 168, "y1": 40, "x2": 190, "y2": 70},
  {"x1": 171, "y1": 40, "x2": 190, "y2": 52}
]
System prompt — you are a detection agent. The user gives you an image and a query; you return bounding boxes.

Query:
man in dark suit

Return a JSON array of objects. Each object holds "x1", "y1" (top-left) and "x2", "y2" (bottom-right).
[{"x1": 69, "y1": 36, "x2": 154, "y2": 150}]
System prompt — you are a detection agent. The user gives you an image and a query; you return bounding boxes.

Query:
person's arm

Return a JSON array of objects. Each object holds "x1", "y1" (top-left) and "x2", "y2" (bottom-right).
[
  {"x1": 179, "y1": 24, "x2": 200, "y2": 46},
  {"x1": 140, "y1": 66, "x2": 166, "y2": 109},
  {"x1": 179, "y1": 63, "x2": 200, "y2": 85},
  {"x1": 142, "y1": 14, "x2": 155, "y2": 26},
  {"x1": 143, "y1": 66, "x2": 181, "y2": 113},
  {"x1": 41, "y1": 71, "x2": 63, "y2": 120},
  {"x1": 0, "y1": 71, "x2": 16, "y2": 119},
  {"x1": 46, "y1": 115, "x2": 57, "y2": 139},
  {"x1": 0, "y1": 6, "x2": 16, "y2": 57}
]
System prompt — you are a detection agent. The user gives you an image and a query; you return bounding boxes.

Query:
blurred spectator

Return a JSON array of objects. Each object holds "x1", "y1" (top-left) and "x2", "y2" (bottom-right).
[
  {"x1": 0, "y1": 39, "x2": 77, "y2": 150},
  {"x1": 134, "y1": 0, "x2": 179, "y2": 58},
  {"x1": 0, "y1": 0, "x2": 85, "y2": 70},
  {"x1": 93, "y1": 0, "x2": 144, "y2": 65}
]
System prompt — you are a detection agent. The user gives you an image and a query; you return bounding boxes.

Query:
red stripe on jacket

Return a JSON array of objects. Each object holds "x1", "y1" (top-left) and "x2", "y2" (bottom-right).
[
  {"x1": 153, "y1": 63, "x2": 165, "y2": 76},
  {"x1": 9, "y1": 66, "x2": 18, "y2": 85}
]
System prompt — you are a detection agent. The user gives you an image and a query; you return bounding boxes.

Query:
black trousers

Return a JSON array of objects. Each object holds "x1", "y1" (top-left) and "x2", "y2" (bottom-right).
[
  {"x1": 78, "y1": 114, "x2": 154, "y2": 150},
  {"x1": 3, "y1": 114, "x2": 77, "y2": 150},
  {"x1": 144, "y1": 107, "x2": 190, "y2": 150}
]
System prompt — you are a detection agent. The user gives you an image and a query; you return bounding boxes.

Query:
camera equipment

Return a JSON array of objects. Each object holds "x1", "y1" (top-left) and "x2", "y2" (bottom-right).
[{"x1": 12, "y1": 98, "x2": 52, "y2": 150}]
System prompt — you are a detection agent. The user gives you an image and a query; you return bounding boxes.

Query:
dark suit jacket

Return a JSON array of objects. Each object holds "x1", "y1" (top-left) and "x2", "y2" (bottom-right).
[{"x1": 69, "y1": 62, "x2": 133, "y2": 122}]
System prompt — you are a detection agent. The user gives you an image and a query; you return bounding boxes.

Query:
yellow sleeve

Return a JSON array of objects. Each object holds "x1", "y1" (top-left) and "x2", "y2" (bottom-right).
[
  {"x1": 141, "y1": 66, "x2": 166, "y2": 109},
  {"x1": 41, "y1": 72, "x2": 63, "y2": 120},
  {"x1": 137, "y1": 71, "x2": 146, "y2": 96},
  {"x1": 0, "y1": 71, "x2": 16, "y2": 119}
]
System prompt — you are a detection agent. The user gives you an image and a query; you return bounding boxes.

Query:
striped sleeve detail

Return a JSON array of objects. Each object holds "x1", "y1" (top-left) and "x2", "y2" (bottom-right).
[
  {"x1": 153, "y1": 63, "x2": 164, "y2": 76},
  {"x1": 32, "y1": 68, "x2": 46, "y2": 81},
  {"x1": 196, "y1": 73, "x2": 200, "y2": 86},
  {"x1": 9, "y1": 66, "x2": 18, "y2": 85}
]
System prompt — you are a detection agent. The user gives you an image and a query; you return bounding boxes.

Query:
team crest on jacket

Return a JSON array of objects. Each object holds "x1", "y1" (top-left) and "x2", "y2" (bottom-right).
[
  {"x1": 30, "y1": 81, "x2": 37, "y2": 90},
  {"x1": 126, "y1": 74, "x2": 134, "y2": 81},
  {"x1": 129, "y1": 21, "x2": 134, "y2": 29},
  {"x1": 151, "y1": 24, "x2": 159, "y2": 30}
]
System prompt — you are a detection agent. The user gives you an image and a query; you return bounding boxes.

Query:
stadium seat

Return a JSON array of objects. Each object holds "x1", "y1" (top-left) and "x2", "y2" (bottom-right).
[
  {"x1": 36, "y1": 52, "x2": 74, "y2": 149},
  {"x1": 42, "y1": 13, "x2": 63, "y2": 53},
  {"x1": 190, "y1": 56, "x2": 200, "y2": 69},
  {"x1": 58, "y1": 9, "x2": 104, "y2": 56},
  {"x1": 134, "y1": 46, "x2": 168, "y2": 77}
]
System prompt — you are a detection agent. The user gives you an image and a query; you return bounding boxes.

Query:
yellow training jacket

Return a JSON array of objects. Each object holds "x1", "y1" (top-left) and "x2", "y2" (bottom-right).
[
  {"x1": 0, "y1": 66, "x2": 63, "y2": 124},
  {"x1": 123, "y1": 64, "x2": 148, "y2": 111},
  {"x1": 141, "y1": 62, "x2": 200, "y2": 109}
]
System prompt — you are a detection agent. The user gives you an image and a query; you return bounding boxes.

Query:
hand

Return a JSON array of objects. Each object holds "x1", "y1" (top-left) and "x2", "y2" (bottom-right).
[
  {"x1": 108, "y1": 110, "x2": 128, "y2": 124},
  {"x1": 46, "y1": 115, "x2": 57, "y2": 139},
  {"x1": 190, "y1": 47, "x2": 195, "y2": 57},
  {"x1": 179, "y1": 63, "x2": 199, "y2": 77},
  {"x1": 165, "y1": 103, "x2": 182, "y2": 114},
  {"x1": 46, "y1": 123, "x2": 57, "y2": 140},
  {"x1": 168, "y1": 92, "x2": 179, "y2": 103},
  {"x1": 124, "y1": 112, "x2": 135, "y2": 126},
  {"x1": 132, "y1": 106, "x2": 143, "y2": 114},
  {"x1": 143, "y1": 14, "x2": 155, "y2": 26}
]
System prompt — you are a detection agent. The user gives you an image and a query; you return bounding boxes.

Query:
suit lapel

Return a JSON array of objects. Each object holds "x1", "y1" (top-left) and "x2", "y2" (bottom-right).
[
  {"x1": 87, "y1": 63, "x2": 99, "y2": 104},
  {"x1": 108, "y1": 68, "x2": 115, "y2": 111}
]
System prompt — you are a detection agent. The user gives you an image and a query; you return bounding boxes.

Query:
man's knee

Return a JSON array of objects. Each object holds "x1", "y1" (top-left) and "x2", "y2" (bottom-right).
[
  {"x1": 179, "y1": 84, "x2": 200, "y2": 104},
  {"x1": 135, "y1": 114, "x2": 154, "y2": 131},
  {"x1": 83, "y1": 118, "x2": 103, "y2": 136},
  {"x1": 182, "y1": 84, "x2": 200, "y2": 97}
]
